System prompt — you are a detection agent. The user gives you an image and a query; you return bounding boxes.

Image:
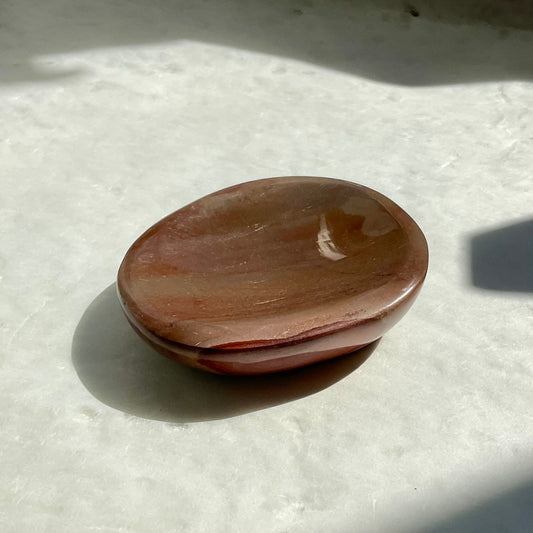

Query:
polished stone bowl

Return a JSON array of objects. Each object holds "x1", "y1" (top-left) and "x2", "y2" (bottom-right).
[{"x1": 117, "y1": 176, "x2": 428, "y2": 375}]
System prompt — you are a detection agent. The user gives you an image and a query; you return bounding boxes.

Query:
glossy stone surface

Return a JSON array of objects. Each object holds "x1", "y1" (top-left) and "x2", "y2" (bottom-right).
[{"x1": 117, "y1": 176, "x2": 428, "y2": 374}]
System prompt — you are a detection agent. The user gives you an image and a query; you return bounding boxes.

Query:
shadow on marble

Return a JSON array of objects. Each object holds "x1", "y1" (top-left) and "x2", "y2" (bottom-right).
[
  {"x1": 72, "y1": 284, "x2": 377, "y2": 422},
  {"x1": 470, "y1": 218, "x2": 533, "y2": 293},
  {"x1": 2, "y1": 0, "x2": 533, "y2": 86},
  {"x1": 415, "y1": 479, "x2": 533, "y2": 533},
  {"x1": 335, "y1": 475, "x2": 533, "y2": 533}
]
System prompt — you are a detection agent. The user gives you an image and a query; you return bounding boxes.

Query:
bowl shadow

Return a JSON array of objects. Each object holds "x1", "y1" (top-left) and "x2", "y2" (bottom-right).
[{"x1": 72, "y1": 284, "x2": 378, "y2": 422}]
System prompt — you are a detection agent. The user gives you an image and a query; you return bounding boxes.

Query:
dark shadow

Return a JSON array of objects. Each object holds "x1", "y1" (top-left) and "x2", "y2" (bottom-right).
[
  {"x1": 416, "y1": 479, "x2": 533, "y2": 533},
  {"x1": 2, "y1": 0, "x2": 533, "y2": 86},
  {"x1": 72, "y1": 284, "x2": 377, "y2": 422},
  {"x1": 470, "y1": 219, "x2": 533, "y2": 292}
]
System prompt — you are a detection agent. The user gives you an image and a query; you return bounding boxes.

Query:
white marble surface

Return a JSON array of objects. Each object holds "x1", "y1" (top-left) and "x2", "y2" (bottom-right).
[{"x1": 2, "y1": 1, "x2": 533, "y2": 531}]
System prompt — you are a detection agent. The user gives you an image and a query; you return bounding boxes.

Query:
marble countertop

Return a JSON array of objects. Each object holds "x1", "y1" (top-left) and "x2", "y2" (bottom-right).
[{"x1": 2, "y1": 1, "x2": 533, "y2": 532}]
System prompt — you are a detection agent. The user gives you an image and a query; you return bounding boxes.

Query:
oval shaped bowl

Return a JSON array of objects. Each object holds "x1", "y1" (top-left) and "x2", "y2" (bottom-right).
[{"x1": 117, "y1": 176, "x2": 428, "y2": 375}]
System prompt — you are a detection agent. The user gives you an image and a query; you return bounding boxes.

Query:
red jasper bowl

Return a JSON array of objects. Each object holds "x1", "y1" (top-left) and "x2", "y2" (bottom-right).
[{"x1": 117, "y1": 176, "x2": 428, "y2": 375}]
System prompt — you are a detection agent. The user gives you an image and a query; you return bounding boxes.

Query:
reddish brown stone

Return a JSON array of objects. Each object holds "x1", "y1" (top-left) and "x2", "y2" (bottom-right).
[{"x1": 117, "y1": 177, "x2": 428, "y2": 374}]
